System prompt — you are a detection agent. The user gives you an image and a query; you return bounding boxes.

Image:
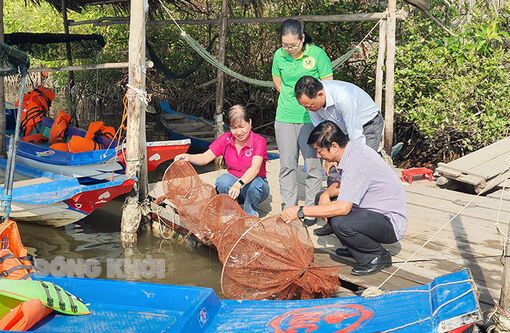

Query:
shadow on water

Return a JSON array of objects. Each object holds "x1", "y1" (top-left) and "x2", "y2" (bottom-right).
[{"x1": 17, "y1": 160, "x2": 224, "y2": 297}]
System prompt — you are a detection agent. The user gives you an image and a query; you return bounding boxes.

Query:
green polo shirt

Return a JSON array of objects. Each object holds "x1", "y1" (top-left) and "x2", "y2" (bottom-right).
[{"x1": 272, "y1": 44, "x2": 333, "y2": 123}]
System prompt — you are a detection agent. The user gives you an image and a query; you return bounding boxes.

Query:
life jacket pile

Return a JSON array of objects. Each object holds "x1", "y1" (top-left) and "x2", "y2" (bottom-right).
[
  {"x1": 15, "y1": 86, "x2": 55, "y2": 137},
  {"x1": 49, "y1": 121, "x2": 116, "y2": 153}
]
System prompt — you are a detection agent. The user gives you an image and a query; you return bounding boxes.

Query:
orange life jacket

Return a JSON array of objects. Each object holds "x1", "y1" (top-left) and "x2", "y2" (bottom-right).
[
  {"x1": 85, "y1": 121, "x2": 116, "y2": 141},
  {"x1": 0, "y1": 298, "x2": 53, "y2": 331},
  {"x1": 20, "y1": 133, "x2": 48, "y2": 144},
  {"x1": 49, "y1": 142, "x2": 70, "y2": 152},
  {"x1": 15, "y1": 86, "x2": 55, "y2": 137},
  {"x1": 0, "y1": 220, "x2": 35, "y2": 280},
  {"x1": 49, "y1": 110, "x2": 72, "y2": 144},
  {"x1": 67, "y1": 135, "x2": 104, "y2": 153}
]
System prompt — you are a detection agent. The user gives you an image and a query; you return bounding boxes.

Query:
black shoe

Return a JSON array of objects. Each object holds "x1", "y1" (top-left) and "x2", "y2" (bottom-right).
[
  {"x1": 351, "y1": 251, "x2": 392, "y2": 276},
  {"x1": 303, "y1": 218, "x2": 316, "y2": 227},
  {"x1": 335, "y1": 247, "x2": 353, "y2": 258},
  {"x1": 313, "y1": 223, "x2": 333, "y2": 236}
]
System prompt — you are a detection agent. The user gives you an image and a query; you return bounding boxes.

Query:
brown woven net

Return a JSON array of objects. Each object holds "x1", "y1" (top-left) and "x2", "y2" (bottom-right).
[{"x1": 159, "y1": 161, "x2": 340, "y2": 300}]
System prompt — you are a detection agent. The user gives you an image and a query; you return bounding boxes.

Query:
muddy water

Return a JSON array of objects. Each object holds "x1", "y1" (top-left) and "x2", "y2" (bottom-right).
[{"x1": 17, "y1": 160, "x2": 225, "y2": 296}]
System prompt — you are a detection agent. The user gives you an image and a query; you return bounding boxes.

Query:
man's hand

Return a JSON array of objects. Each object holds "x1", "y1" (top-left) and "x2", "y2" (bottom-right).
[
  {"x1": 228, "y1": 182, "x2": 242, "y2": 200},
  {"x1": 281, "y1": 206, "x2": 299, "y2": 223},
  {"x1": 324, "y1": 160, "x2": 338, "y2": 176}
]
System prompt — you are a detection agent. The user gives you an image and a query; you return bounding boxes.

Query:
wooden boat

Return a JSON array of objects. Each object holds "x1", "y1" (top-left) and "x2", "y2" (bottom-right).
[
  {"x1": 6, "y1": 104, "x2": 190, "y2": 184},
  {"x1": 27, "y1": 269, "x2": 480, "y2": 332},
  {"x1": 0, "y1": 159, "x2": 134, "y2": 227},
  {"x1": 160, "y1": 101, "x2": 279, "y2": 159}
]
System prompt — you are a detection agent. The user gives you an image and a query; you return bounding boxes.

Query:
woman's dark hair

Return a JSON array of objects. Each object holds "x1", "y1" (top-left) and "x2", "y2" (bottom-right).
[
  {"x1": 280, "y1": 19, "x2": 313, "y2": 47},
  {"x1": 295, "y1": 76, "x2": 323, "y2": 99},
  {"x1": 225, "y1": 104, "x2": 251, "y2": 127},
  {"x1": 307, "y1": 121, "x2": 349, "y2": 149}
]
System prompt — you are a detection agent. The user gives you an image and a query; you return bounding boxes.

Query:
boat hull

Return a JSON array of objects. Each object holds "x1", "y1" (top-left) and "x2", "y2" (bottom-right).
[
  {"x1": 30, "y1": 269, "x2": 480, "y2": 332},
  {"x1": 0, "y1": 160, "x2": 135, "y2": 226}
]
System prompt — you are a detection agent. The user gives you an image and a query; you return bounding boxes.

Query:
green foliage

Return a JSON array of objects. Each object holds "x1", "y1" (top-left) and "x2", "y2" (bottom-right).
[{"x1": 394, "y1": 9, "x2": 510, "y2": 165}]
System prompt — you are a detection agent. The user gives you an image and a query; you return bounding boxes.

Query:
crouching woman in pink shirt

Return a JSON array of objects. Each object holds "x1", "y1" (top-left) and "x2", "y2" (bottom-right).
[{"x1": 174, "y1": 105, "x2": 270, "y2": 217}]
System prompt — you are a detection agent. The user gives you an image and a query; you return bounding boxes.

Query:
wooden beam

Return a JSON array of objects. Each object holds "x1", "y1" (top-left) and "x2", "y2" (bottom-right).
[
  {"x1": 383, "y1": 0, "x2": 397, "y2": 156},
  {"x1": 499, "y1": 219, "x2": 510, "y2": 310},
  {"x1": 214, "y1": 0, "x2": 227, "y2": 140},
  {"x1": 0, "y1": 0, "x2": 5, "y2": 158},
  {"x1": 27, "y1": 61, "x2": 153, "y2": 73},
  {"x1": 61, "y1": 0, "x2": 75, "y2": 118},
  {"x1": 374, "y1": 19, "x2": 386, "y2": 109},
  {"x1": 69, "y1": 11, "x2": 408, "y2": 27},
  {"x1": 121, "y1": 0, "x2": 148, "y2": 246}
]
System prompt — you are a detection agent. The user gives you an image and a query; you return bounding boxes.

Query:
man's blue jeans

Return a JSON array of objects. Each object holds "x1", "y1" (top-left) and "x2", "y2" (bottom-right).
[{"x1": 215, "y1": 173, "x2": 269, "y2": 217}]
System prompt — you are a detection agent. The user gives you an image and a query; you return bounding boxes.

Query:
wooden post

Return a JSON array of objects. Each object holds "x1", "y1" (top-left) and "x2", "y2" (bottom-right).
[
  {"x1": 374, "y1": 19, "x2": 386, "y2": 109},
  {"x1": 120, "y1": 0, "x2": 148, "y2": 246},
  {"x1": 499, "y1": 221, "x2": 510, "y2": 310},
  {"x1": 61, "y1": 0, "x2": 75, "y2": 117},
  {"x1": 214, "y1": 0, "x2": 228, "y2": 139},
  {"x1": 383, "y1": 0, "x2": 397, "y2": 155},
  {"x1": 0, "y1": 0, "x2": 5, "y2": 158}
]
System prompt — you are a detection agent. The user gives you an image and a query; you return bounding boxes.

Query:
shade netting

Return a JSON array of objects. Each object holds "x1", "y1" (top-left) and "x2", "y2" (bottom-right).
[{"x1": 158, "y1": 161, "x2": 340, "y2": 300}]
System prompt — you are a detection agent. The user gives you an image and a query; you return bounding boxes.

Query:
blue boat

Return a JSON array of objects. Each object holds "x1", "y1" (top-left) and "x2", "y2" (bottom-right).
[
  {"x1": 0, "y1": 158, "x2": 135, "y2": 227},
  {"x1": 26, "y1": 269, "x2": 480, "y2": 332},
  {"x1": 161, "y1": 101, "x2": 280, "y2": 160},
  {"x1": 5, "y1": 103, "x2": 190, "y2": 184}
]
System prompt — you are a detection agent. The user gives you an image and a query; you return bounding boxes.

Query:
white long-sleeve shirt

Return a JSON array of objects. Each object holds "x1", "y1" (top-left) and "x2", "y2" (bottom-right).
[{"x1": 309, "y1": 80, "x2": 380, "y2": 144}]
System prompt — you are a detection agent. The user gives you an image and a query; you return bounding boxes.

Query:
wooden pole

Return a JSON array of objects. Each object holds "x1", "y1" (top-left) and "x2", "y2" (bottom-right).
[
  {"x1": 383, "y1": 0, "x2": 397, "y2": 155},
  {"x1": 121, "y1": 0, "x2": 148, "y2": 246},
  {"x1": 214, "y1": 0, "x2": 227, "y2": 139},
  {"x1": 374, "y1": 19, "x2": 386, "y2": 109},
  {"x1": 499, "y1": 221, "x2": 510, "y2": 310},
  {"x1": 61, "y1": 0, "x2": 75, "y2": 117},
  {"x1": 0, "y1": 0, "x2": 5, "y2": 158}
]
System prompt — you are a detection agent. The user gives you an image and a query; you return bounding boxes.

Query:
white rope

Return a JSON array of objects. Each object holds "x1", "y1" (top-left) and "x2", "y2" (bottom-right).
[
  {"x1": 356, "y1": 10, "x2": 388, "y2": 48},
  {"x1": 158, "y1": 0, "x2": 186, "y2": 34},
  {"x1": 126, "y1": 83, "x2": 150, "y2": 106},
  {"x1": 381, "y1": 288, "x2": 477, "y2": 332}
]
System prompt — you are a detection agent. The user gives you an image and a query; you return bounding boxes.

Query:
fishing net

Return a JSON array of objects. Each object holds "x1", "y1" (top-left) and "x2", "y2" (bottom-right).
[{"x1": 159, "y1": 160, "x2": 340, "y2": 300}]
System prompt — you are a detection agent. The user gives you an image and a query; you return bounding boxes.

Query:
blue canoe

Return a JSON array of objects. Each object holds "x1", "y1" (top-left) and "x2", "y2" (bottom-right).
[
  {"x1": 27, "y1": 269, "x2": 480, "y2": 332},
  {"x1": 160, "y1": 101, "x2": 280, "y2": 160},
  {"x1": 0, "y1": 158, "x2": 135, "y2": 227}
]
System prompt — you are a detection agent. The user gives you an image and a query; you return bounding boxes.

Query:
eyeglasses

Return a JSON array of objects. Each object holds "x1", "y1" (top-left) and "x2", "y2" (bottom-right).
[{"x1": 282, "y1": 41, "x2": 302, "y2": 51}]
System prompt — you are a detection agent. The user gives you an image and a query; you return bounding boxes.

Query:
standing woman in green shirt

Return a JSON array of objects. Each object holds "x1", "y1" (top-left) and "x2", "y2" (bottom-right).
[{"x1": 272, "y1": 19, "x2": 333, "y2": 219}]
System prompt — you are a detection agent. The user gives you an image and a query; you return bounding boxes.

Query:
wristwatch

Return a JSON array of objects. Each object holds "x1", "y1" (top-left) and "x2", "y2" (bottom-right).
[
  {"x1": 297, "y1": 206, "x2": 305, "y2": 221},
  {"x1": 237, "y1": 179, "x2": 245, "y2": 187}
]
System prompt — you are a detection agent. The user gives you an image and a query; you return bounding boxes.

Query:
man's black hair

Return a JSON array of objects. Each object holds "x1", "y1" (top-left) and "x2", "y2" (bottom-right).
[
  {"x1": 307, "y1": 120, "x2": 349, "y2": 149},
  {"x1": 295, "y1": 76, "x2": 323, "y2": 99}
]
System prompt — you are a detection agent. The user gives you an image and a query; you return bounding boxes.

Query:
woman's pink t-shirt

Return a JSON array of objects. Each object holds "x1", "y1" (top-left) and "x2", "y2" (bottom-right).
[{"x1": 209, "y1": 131, "x2": 267, "y2": 178}]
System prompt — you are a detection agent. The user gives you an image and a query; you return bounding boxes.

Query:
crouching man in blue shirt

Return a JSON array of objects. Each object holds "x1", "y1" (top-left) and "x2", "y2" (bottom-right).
[{"x1": 280, "y1": 121, "x2": 407, "y2": 276}]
